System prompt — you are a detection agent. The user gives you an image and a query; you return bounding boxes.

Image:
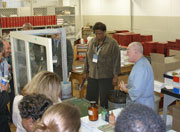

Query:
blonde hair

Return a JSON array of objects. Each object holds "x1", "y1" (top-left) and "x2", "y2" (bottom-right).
[
  {"x1": 21, "y1": 71, "x2": 61, "y2": 103},
  {"x1": 34, "y1": 103, "x2": 81, "y2": 132}
]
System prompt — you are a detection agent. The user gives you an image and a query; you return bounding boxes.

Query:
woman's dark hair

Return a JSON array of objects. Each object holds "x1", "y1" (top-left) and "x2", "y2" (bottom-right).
[
  {"x1": 93, "y1": 22, "x2": 106, "y2": 33},
  {"x1": 18, "y1": 94, "x2": 53, "y2": 121}
]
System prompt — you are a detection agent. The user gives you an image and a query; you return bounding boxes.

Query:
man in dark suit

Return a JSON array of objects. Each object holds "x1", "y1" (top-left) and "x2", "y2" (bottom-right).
[
  {"x1": 0, "y1": 40, "x2": 11, "y2": 132},
  {"x1": 52, "y1": 34, "x2": 73, "y2": 80}
]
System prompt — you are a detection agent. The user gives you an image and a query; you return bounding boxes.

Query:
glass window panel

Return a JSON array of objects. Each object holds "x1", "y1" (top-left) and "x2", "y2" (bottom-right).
[
  {"x1": 13, "y1": 38, "x2": 27, "y2": 94},
  {"x1": 29, "y1": 43, "x2": 47, "y2": 78}
]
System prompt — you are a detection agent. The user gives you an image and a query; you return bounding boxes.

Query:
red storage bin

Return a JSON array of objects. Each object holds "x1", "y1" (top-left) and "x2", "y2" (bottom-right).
[
  {"x1": 118, "y1": 33, "x2": 132, "y2": 46},
  {"x1": 143, "y1": 41, "x2": 157, "y2": 56},
  {"x1": 112, "y1": 33, "x2": 119, "y2": 42},
  {"x1": 167, "y1": 41, "x2": 176, "y2": 48},
  {"x1": 115, "y1": 30, "x2": 129, "y2": 33},
  {"x1": 0, "y1": 17, "x2": 7, "y2": 28},
  {"x1": 131, "y1": 33, "x2": 141, "y2": 42},
  {"x1": 156, "y1": 42, "x2": 167, "y2": 56},
  {"x1": 176, "y1": 39, "x2": 180, "y2": 48},
  {"x1": 28, "y1": 16, "x2": 34, "y2": 26},
  {"x1": 140, "y1": 35, "x2": 153, "y2": 42}
]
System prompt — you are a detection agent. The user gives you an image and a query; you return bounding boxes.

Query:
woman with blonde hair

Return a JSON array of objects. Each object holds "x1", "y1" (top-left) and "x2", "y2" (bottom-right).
[
  {"x1": 13, "y1": 71, "x2": 62, "y2": 132},
  {"x1": 34, "y1": 103, "x2": 81, "y2": 132}
]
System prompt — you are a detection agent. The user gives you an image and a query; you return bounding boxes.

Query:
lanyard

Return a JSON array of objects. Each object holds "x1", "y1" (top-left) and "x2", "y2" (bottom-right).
[
  {"x1": 96, "y1": 37, "x2": 106, "y2": 56},
  {"x1": 53, "y1": 39, "x2": 60, "y2": 56}
]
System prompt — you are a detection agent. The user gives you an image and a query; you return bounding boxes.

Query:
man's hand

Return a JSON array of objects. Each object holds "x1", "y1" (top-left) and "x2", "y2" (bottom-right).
[
  {"x1": 119, "y1": 80, "x2": 128, "y2": 93},
  {"x1": 82, "y1": 73, "x2": 88, "y2": 80},
  {"x1": 112, "y1": 75, "x2": 118, "y2": 86},
  {"x1": 1, "y1": 82, "x2": 9, "y2": 92}
]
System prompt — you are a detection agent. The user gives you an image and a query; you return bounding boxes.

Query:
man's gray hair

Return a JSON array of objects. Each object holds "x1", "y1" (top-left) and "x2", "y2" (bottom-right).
[{"x1": 129, "y1": 42, "x2": 143, "y2": 54}]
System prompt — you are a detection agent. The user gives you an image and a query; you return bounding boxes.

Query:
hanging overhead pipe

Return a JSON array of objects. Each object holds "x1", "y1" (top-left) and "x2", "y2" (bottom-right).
[{"x1": 130, "y1": 0, "x2": 133, "y2": 32}]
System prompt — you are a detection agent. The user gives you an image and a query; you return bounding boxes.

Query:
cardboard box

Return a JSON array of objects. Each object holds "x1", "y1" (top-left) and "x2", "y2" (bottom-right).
[
  {"x1": 151, "y1": 50, "x2": 180, "y2": 82},
  {"x1": 172, "y1": 106, "x2": 180, "y2": 131}
]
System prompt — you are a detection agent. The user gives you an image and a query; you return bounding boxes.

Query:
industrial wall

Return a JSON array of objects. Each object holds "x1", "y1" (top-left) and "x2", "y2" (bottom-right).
[{"x1": 82, "y1": 0, "x2": 180, "y2": 42}]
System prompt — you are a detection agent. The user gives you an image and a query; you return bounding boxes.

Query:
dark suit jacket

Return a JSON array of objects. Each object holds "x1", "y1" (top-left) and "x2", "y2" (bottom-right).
[
  {"x1": 0, "y1": 91, "x2": 11, "y2": 132},
  {"x1": 52, "y1": 39, "x2": 73, "y2": 72}
]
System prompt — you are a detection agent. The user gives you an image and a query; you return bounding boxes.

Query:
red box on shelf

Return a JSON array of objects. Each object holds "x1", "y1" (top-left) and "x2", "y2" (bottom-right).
[
  {"x1": 33, "y1": 16, "x2": 39, "y2": 26},
  {"x1": 44, "y1": 16, "x2": 48, "y2": 25},
  {"x1": 11, "y1": 17, "x2": 17, "y2": 27},
  {"x1": 20, "y1": 17, "x2": 28, "y2": 27},
  {"x1": 0, "y1": 17, "x2": 7, "y2": 28},
  {"x1": 54, "y1": 15, "x2": 57, "y2": 25},
  {"x1": 28, "y1": 16, "x2": 34, "y2": 26},
  {"x1": 6, "y1": 17, "x2": 11, "y2": 28},
  {"x1": 45, "y1": 16, "x2": 52, "y2": 25}
]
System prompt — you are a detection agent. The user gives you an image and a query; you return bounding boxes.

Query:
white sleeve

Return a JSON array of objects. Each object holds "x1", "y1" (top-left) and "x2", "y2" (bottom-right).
[{"x1": 12, "y1": 95, "x2": 26, "y2": 132}]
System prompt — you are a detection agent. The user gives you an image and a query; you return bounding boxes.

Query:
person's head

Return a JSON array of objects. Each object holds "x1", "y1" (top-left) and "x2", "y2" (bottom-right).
[
  {"x1": 127, "y1": 42, "x2": 143, "y2": 63},
  {"x1": 2, "y1": 40, "x2": 11, "y2": 58},
  {"x1": 21, "y1": 71, "x2": 61, "y2": 103},
  {"x1": 22, "y1": 23, "x2": 33, "y2": 30},
  {"x1": 0, "y1": 40, "x2": 4, "y2": 62},
  {"x1": 93, "y1": 22, "x2": 106, "y2": 41},
  {"x1": 34, "y1": 103, "x2": 81, "y2": 132},
  {"x1": 52, "y1": 34, "x2": 60, "y2": 40},
  {"x1": 115, "y1": 103, "x2": 166, "y2": 132},
  {"x1": 18, "y1": 94, "x2": 53, "y2": 132}
]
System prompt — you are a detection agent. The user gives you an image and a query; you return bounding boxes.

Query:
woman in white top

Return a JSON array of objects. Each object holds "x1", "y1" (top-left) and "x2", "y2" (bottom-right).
[{"x1": 13, "y1": 71, "x2": 62, "y2": 132}]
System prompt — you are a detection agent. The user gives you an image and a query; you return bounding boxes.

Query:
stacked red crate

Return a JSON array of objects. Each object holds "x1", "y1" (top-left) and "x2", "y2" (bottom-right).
[
  {"x1": 167, "y1": 41, "x2": 176, "y2": 56},
  {"x1": 140, "y1": 35, "x2": 153, "y2": 42},
  {"x1": 143, "y1": 41, "x2": 157, "y2": 56},
  {"x1": 112, "y1": 33, "x2": 119, "y2": 41},
  {"x1": 52, "y1": 15, "x2": 57, "y2": 25},
  {"x1": 28, "y1": 16, "x2": 34, "y2": 26},
  {"x1": 156, "y1": 42, "x2": 167, "y2": 56},
  {"x1": 114, "y1": 30, "x2": 129, "y2": 33},
  {"x1": 0, "y1": 17, "x2": 7, "y2": 28},
  {"x1": 176, "y1": 39, "x2": 180, "y2": 48},
  {"x1": 131, "y1": 33, "x2": 141, "y2": 42},
  {"x1": 112, "y1": 30, "x2": 129, "y2": 43},
  {"x1": 117, "y1": 33, "x2": 132, "y2": 46}
]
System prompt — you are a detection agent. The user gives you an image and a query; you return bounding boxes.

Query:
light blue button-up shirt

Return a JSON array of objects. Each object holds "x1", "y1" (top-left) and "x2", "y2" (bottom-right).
[
  {"x1": 127, "y1": 56, "x2": 155, "y2": 110},
  {"x1": 0, "y1": 58, "x2": 9, "y2": 77},
  {"x1": 0, "y1": 58, "x2": 9, "y2": 90}
]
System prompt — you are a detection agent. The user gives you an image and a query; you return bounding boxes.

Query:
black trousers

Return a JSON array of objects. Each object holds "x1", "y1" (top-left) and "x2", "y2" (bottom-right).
[
  {"x1": 8, "y1": 74, "x2": 15, "y2": 122},
  {"x1": 0, "y1": 115, "x2": 11, "y2": 132},
  {"x1": 86, "y1": 77, "x2": 114, "y2": 108},
  {"x1": 53, "y1": 65, "x2": 63, "y2": 81}
]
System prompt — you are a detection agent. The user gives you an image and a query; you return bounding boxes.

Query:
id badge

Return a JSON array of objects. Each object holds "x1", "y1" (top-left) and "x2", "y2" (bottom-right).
[
  {"x1": 92, "y1": 54, "x2": 98, "y2": 63},
  {"x1": 53, "y1": 55, "x2": 58, "y2": 63}
]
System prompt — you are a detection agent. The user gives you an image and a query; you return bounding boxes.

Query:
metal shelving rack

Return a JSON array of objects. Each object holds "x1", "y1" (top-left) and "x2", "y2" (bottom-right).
[
  {"x1": 55, "y1": 6, "x2": 76, "y2": 43},
  {"x1": 0, "y1": 6, "x2": 77, "y2": 43}
]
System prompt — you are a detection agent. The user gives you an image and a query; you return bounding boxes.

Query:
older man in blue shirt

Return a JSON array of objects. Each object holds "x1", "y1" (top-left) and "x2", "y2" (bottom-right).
[{"x1": 119, "y1": 42, "x2": 154, "y2": 110}]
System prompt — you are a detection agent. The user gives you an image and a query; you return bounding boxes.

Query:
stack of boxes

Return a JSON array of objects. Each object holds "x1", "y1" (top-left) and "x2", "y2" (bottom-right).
[
  {"x1": 112, "y1": 30, "x2": 180, "y2": 57},
  {"x1": 151, "y1": 50, "x2": 180, "y2": 82}
]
